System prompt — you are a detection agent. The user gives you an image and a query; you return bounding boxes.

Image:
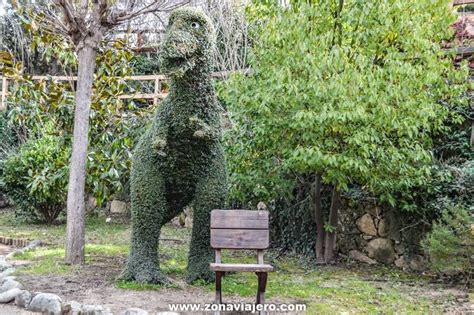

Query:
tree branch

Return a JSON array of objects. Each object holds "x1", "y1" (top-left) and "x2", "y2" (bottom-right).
[{"x1": 105, "y1": 0, "x2": 189, "y2": 27}]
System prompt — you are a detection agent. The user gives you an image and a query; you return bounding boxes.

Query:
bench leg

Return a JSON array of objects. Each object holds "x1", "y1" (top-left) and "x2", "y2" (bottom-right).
[
  {"x1": 215, "y1": 271, "x2": 223, "y2": 304},
  {"x1": 255, "y1": 272, "x2": 267, "y2": 305}
]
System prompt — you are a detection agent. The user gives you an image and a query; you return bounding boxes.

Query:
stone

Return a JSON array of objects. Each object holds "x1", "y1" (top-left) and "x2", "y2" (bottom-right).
[
  {"x1": 257, "y1": 201, "x2": 267, "y2": 210},
  {"x1": 0, "y1": 276, "x2": 16, "y2": 284},
  {"x1": 110, "y1": 200, "x2": 129, "y2": 214},
  {"x1": 367, "y1": 206, "x2": 382, "y2": 217},
  {"x1": 394, "y1": 255, "x2": 407, "y2": 268},
  {"x1": 356, "y1": 213, "x2": 377, "y2": 236},
  {"x1": 0, "y1": 278, "x2": 22, "y2": 292},
  {"x1": 28, "y1": 293, "x2": 62, "y2": 315},
  {"x1": 123, "y1": 308, "x2": 149, "y2": 315},
  {"x1": 366, "y1": 238, "x2": 396, "y2": 264},
  {"x1": 348, "y1": 250, "x2": 377, "y2": 265},
  {"x1": 394, "y1": 243, "x2": 405, "y2": 254},
  {"x1": 14, "y1": 290, "x2": 32, "y2": 308},
  {"x1": 0, "y1": 288, "x2": 21, "y2": 303},
  {"x1": 378, "y1": 218, "x2": 389, "y2": 237},
  {"x1": 408, "y1": 254, "x2": 425, "y2": 271},
  {"x1": 86, "y1": 194, "x2": 98, "y2": 211},
  {"x1": 0, "y1": 261, "x2": 11, "y2": 272},
  {"x1": 82, "y1": 304, "x2": 112, "y2": 314},
  {"x1": 0, "y1": 194, "x2": 8, "y2": 208},
  {"x1": 0, "y1": 268, "x2": 15, "y2": 280},
  {"x1": 362, "y1": 234, "x2": 373, "y2": 240},
  {"x1": 184, "y1": 206, "x2": 193, "y2": 229},
  {"x1": 63, "y1": 301, "x2": 113, "y2": 315}
]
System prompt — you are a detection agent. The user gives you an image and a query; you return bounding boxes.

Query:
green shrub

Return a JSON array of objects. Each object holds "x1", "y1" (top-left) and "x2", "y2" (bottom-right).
[
  {"x1": 0, "y1": 112, "x2": 15, "y2": 161},
  {"x1": 1, "y1": 134, "x2": 70, "y2": 223},
  {"x1": 422, "y1": 203, "x2": 473, "y2": 276},
  {"x1": 4, "y1": 44, "x2": 153, "y2": 206}
]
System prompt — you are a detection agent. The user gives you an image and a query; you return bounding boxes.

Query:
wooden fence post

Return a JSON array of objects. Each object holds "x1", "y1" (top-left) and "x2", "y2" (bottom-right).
[
  {"x1": 154, "y1": 77, "x2": 161, "y2": 106},
  {"x1": 1, "y1": 77, "x2": 7, "y2": 111}
]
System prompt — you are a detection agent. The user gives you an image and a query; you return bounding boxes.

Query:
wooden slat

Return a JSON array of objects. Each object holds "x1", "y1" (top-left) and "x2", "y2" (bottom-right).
[
  {"x1": 211, "y1": 228, "x2": 269, "y2": 249},
  {"x1": 453, "y1": 0, "x2": 474, "y2": 6},
  {"x1": 211, "y1": 210, "x2": 269, "y2": 229},
  {"x1": 117, "y1": 93, "x2": 167, "y2": 99},
  {"x1": 210, "y1": 263, "x2": 274, "y2": 272},
  {"x1": 1, "y1": 77, "x2": 7, "y2": 111}
]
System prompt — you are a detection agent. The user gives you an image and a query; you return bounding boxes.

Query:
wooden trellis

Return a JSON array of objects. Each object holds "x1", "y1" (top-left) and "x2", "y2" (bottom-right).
[{"x1": 0, "y1": 71, "x2": 231, "y2": 111}]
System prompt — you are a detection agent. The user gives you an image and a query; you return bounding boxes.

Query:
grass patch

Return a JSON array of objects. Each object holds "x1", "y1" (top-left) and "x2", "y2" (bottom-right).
[
  {"x1": 13, "y1": 247, "x2": 72, "y2": 275},
  {"x1": 1, "y1": 208, "x2": 465, "y2": 314}
]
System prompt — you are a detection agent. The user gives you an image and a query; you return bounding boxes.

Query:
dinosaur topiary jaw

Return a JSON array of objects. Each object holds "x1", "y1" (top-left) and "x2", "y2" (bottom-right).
[{"x1": 158, "y1": 8, "x2": 215, "y2": 79}]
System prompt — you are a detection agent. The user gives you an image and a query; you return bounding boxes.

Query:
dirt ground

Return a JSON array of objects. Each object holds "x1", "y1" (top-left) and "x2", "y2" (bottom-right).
[
  {"x1": 12, "y1": 255, "x2": 296, "y2": 314},
  {"x1": 3, "y1": 254, "x2": 471, "y2": 315}
]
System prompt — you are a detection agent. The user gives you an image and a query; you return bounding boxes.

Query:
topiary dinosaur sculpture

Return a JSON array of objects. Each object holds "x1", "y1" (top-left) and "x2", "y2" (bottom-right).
[{"x1": 121, "y1": 8, "x2": 227, "y2": 284}]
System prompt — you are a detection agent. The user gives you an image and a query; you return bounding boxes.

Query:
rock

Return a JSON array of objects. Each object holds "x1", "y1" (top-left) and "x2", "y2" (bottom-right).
[
  {"x1": 171, "y1": 213, "x2": 185, "y2": 227},
  {"x1": 184, "y1": 206, "x2": 193, "y2": 228},
  {"x1": 82, "y1": 304, "x2": 112, "y2": 314},
  {"x1": 348, "y1": 250, "x2": 377, "y2": 265},
  {"x1": 367, "y1": 206, "x2": 382, "y2": 217},
  {"x1": 110, "y1": 200, "x2": 129, "y2": 214},
  {"x1": 257, "y1": 201, "x2": 267, "y2": 210},
  {"x1": 0, "y1": 278, "x2": 22, "y2": 292},
  {"x1": 0, "y1": 194, "x2": 8, "y2": 208},
  {"x1": 28, "y1": 293, "x2": 62, "y2": 315},
  {"x1": 356, "y1": 213, "x2": 377, "y2": 236},
  {"x1": 86, "y1": 194, "x2": 98, "y2": 212},
  {"x1": 377, "y1": 218, "x2": 389, "y2": 237},
  {"x1": 0, "y1": 288, "x2": 21, "y2": 303},
  {"x1": 362, "y1": 234, "x2": 373, "y2": 240},
  {"x1": 0, "y1": 261, "x2": 11, "y2": 272},
  {"x1": 408, "y1": 254, "x2": 425, "y2": 271},
  {"x1": 0, "y1": 276, "x2": 16, "y2": 284},
  {"x1": 394, "y1": 255, "x2": 407, "y2": 268},
  {"x1": 366, "y1": 238, "x2": 396, "y2": 264},
  {"x1": 123, "y1": 308, "x2": 149, "y2": 315},
  {"x1": 62, "y1": 301, "x2": 82, "y2": 314},
  {"x1": 394, "y1": 243, "x2": 405, "y2": 255},
  {"x1": 0, "y1": 268, "x2": 15, "y2": 280},
  {"x1": 14, "y1": 290, "x2": 32, "y2": 308},
  {"x1": 63, "y1": 301, "x2": 113, "y2": 315}
]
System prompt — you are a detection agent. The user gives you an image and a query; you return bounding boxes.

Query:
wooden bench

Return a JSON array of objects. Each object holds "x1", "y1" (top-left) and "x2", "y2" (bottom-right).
[{"x1": 210, "y1": 209, "x2": 274, "y2": 305}]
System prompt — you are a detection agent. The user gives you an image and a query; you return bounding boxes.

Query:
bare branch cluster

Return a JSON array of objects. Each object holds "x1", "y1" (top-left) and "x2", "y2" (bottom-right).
[
  {"x1": 14, "y1": 0, "x2": 189, "y2": 49},
  {"x1": 202, "y1": 0, "x2": 250, "y2": 73}
]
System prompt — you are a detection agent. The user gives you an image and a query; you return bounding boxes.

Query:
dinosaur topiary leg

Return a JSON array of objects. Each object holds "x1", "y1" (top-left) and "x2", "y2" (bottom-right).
[
  {"x1": 187, "y1": 158, "x2": 227, "y2": 284},
  {"x1": 121, "y1": 149, "x2": 169, "y2": 284}
]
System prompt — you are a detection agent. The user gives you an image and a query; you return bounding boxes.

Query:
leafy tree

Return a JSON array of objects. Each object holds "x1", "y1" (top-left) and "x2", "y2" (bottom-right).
[
  {"x1": 1, "y1": 133, "x2": 70, "y2": 224},
  {"x1": 221, "y1": 0, "x2": 469, "y2": 263},
  {"x1": 422, "y1": 202, "x2": 473, "y2": 277},
  {"x1": 2, "y1": 43, "x2": 152, "y2": 207}
]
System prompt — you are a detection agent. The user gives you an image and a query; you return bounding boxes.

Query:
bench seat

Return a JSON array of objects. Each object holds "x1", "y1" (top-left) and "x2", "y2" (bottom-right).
[{"x1": 210, "y1": 263, "x2": 274, "y2": 272}]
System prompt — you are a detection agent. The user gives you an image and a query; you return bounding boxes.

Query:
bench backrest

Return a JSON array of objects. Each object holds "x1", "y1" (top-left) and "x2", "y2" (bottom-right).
[{"x1": 210, "y1": 210, "x2": 269, "y2": 250}]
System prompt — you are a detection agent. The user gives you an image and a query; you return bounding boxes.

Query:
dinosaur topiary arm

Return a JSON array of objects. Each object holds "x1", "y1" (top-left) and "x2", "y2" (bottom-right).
[{"x1": 189, "y1": 116, "x2": 221, "y2": 142}]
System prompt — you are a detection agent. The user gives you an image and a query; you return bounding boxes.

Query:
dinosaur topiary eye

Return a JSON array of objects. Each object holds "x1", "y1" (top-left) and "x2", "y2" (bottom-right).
[{"x1": 191, "y1": 22, "x2": 200, "y2": 29}]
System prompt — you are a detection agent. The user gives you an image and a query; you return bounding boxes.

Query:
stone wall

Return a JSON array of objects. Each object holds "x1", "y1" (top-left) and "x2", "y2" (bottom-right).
[
  {"x1": 337, "y1": 201, "x2": 426, "y2": 270},
  {"x1": 0, "y1": 194, "x2": 9, "y2": 209}
]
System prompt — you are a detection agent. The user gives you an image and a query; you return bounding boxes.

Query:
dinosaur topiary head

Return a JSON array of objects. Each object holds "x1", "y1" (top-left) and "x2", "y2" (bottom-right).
[{"x1": 159, "y1": 8, "x2": 215, "y2": 79}]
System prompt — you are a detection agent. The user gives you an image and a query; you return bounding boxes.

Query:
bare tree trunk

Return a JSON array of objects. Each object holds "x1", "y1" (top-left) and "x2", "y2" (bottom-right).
[
  {"x1": 65, "y1": 45, "x2": 97, "y2": 265},
  {"x1": 310, "y1": 174, "x2": 325, "y2": 264},
  {"x1": 324, "y1": 186, "x2": 341, "y2": 263}
]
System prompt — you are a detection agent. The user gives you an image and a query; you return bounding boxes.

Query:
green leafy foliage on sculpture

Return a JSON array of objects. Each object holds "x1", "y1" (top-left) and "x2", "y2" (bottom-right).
[
  {"x1": 220, "y1": 1, "x2": 469, "y2": 260},
  {"x1": 122, "y1": 8, "x2": 227, "y2": 284}
]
